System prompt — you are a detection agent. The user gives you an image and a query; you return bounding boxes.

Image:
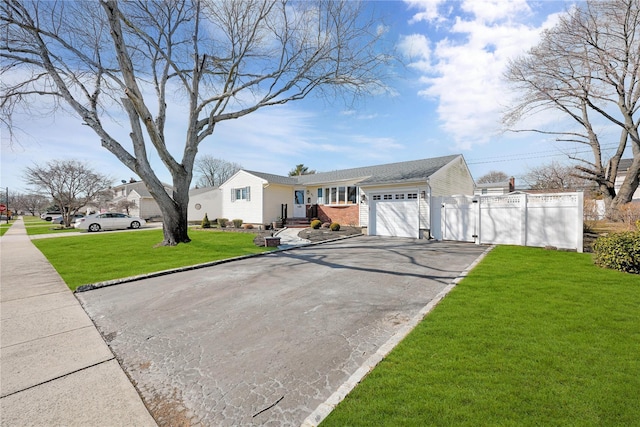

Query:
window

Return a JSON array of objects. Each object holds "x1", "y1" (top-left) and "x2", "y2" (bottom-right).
[
  {"x1": 395, "y1": 194, "x2": 405, "y2": 200},
  {"x1": 383, "y1": 194, "x2": 393, "y2": 200},
  {"x1": 231, "y1": 186, "x2": 251, "y2": 202},
  {"x1": 407, "y1": 193, "x2": 418, "y2": 199},
  {"x1": 338, "y1": 187, "x2": 346, "y2": 204},
  {"x1": 320, "y1": 186, "x2": 358, "y2": 205},
  {"x1": 372, "y1": 195, "x2": 381, "y2": 201},
  {"x1": 348, "y1": 187, "x2": 357, "y2": 204}
]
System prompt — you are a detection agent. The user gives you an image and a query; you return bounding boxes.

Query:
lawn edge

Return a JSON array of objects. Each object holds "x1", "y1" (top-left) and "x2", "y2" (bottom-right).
[
  {"x1": 74, "y1": 233, "x2": 364, "y2": 293},
  {"x1": 300, "y1": 244, "x2": 496, "y2": 427}
]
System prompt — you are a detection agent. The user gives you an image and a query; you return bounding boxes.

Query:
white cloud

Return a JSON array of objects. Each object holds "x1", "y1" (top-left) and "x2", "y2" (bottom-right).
[
  {"x1": 460, "y1": 0, "x2": 531, "y2": 23},
  {"x1": 405, "y1": 0, "x2": 448, "y2": 24},
  {"x1": 397, "y1": 34, "x2": 432, "y2": 72},
  {"x1": 400, "y1": 0, "x2": 568, "y2": 150}
]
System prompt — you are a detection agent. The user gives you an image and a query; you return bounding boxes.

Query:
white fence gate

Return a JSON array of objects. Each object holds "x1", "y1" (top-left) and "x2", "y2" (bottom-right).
[{"x1": 432, "y1": 192, "x2": 584, "y2": 252}]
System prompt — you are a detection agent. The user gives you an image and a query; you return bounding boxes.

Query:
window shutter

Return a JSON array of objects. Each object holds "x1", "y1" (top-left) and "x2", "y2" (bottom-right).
[
  {"x1": 246, "y1": 186, "x2": 251, "y2": 201},
  {"x1": 231, "y1": 188, "x2": 236, "y2": 202}
]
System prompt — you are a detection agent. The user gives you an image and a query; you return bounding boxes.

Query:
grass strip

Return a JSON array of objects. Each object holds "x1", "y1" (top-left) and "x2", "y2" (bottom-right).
[
  {"x1": 24, "y1": 216, "x2": 82, "y2": 235},
  {"x1": 32, "y1": 229, "x2": 273, "y2": 290},
  {"x1": 0, "y1": 221, "x2": 14, "y2": 237},
  {"x1": 322, "y1": 245, "x2": 640, "y2": 427}
]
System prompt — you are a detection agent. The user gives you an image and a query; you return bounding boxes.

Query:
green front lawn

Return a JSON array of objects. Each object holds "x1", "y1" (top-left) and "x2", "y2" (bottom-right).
[
  {"x1": 0, "y1": 220, "x2": 13, "y2": 236},
  {"x1": 22, "y1": 216, "x2": 79, "y2": 235},
  {"x1": 32, "y1": 229, "x2": 273, "y2": 290},
  {"x1": 322, "y1": 246, "x2": 640, "y2": 426}
]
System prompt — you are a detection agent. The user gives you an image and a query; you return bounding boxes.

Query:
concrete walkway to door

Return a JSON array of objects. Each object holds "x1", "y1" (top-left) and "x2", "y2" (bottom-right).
[
  {"x1": 0, "y1": 218, "x2": 156, "y2": 426},
  {"x1": 77, "y1": 236, "x2": 490, "y2": 426}
]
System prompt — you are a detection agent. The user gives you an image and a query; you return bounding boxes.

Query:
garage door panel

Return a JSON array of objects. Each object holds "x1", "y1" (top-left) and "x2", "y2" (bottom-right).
[{"x1": 373, "y1": 200, "x2": 419, "y2": 238}]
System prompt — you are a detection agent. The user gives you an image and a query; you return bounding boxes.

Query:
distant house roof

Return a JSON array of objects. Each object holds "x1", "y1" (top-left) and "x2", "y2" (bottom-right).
[
  {"x1": 618, "y1": 158, "x2": 633, "y2": 174},
  {"x1": 241, "y1": 155, "x2": 462, "y2": 187},
  {"x1": 112, "y1": 181, "x2": 172, "y2": 199},
  {"x1": 189, "y1": 186, "x2": 219, "y2": 196},
  {"x1": 241, "y1": 171, "x2": 299, "y2": 186}
]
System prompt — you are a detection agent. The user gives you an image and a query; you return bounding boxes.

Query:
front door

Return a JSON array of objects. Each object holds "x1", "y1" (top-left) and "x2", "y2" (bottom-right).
[{"x1": 293, "y1": 189, "x2": 306, "y2": 217}]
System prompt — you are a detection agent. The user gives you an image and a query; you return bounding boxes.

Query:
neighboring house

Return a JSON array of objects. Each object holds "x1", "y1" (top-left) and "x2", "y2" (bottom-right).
[
  {"x1": 219, "y1": 154, "x2": 475, "y2": 238},
  {"x1": 110, "y1": 181, "x2": 173, "y2": 220},
  {"x1": 614, "y1": 158, "x2": 640, "y2": 200},
  {"x1": 188, "y1": 186, "x2": 222, "y2": 222},
  {"x1": 474, "y1": 177, "x2": 515, "y2": 195}
]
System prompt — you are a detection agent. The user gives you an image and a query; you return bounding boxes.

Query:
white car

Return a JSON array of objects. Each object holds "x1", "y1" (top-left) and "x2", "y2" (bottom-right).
[
  {"x1": 51, "y1": 214, "x2": 85, "y2": 225},
  {"x1": 74, "y1": 213, "x2": 146, "y2": 232}
]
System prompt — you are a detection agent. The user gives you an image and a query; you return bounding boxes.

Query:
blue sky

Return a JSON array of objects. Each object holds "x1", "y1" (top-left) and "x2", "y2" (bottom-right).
[{"x1": 2, "y1": 0, "x2": 616, "y2": 193}]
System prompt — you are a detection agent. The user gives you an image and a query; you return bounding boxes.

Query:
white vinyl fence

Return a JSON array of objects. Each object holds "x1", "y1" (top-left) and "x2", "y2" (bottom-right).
[{"x1": 432, "y1": 192, "x2": 584, "y2": 252}]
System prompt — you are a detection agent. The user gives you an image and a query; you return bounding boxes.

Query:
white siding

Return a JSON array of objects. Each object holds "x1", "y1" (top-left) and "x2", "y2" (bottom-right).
[
  {"x1": 139, "y1": 198, "x2": 163, "y2": 219},
  {"x1": 188, "y1": 188, "x2": 222, "y2": 222},
  {"x1": 220, "y1": 171, "x2": 266, "y2": 224},
  {"x1": 263, "y1": 184, "x2": 293, "y2": 223},
  {"x1": 429, "y1": 156, "x2": 475, "y2": 197}
]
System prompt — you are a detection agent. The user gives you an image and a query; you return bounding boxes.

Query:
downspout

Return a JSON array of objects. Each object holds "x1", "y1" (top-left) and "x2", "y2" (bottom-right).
[{"x1": 426, "y1": 180, "x2": 432, "y2": 239}]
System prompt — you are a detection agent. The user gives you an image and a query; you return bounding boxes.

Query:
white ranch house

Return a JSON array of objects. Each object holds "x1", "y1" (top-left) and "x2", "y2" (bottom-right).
[{"x1": 218, "y1": 155, "x2": 475, "y2": 239}]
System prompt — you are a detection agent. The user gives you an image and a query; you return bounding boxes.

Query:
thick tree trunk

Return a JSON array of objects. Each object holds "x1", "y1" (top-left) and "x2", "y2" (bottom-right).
[
  {"x1": 159, "y1": 205, "x2": 190, "y2": 246},
  {"x1": 609, "y1": 156, "x2": 640, "y2": 215},
  {"x1": 154, "y1": 176, "x2": 191, "y2": 246}
]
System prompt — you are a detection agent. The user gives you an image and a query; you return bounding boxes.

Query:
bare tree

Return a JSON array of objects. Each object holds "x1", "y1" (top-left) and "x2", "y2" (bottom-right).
[
  {"x1": 476, "y1": 171, "x2": 509, "y2": 184},
  {"x1": 504, "y1": 0, "x2": 640, "y2": 216},
  {"x1": 194, "y1": 156, "x2": 242, "y2": 187},
  {"x1": 1, "y1": 0, "x2": 392, "y2": 245},
  {"x1": 13, "y1": 192, "x2": 49, "y2": 216},
  {"x1": 115, "y1": 199, "x2": 137, "y2": 215},
  {"x1": 523, "y1": 161, "x2": 591, "y2": 191},
  {"x1": 288, "y1": 164, "x2": 316, "y2": 176},
  {"x1": 24, "y1": 160, "x2": 113, "y2": 227}
]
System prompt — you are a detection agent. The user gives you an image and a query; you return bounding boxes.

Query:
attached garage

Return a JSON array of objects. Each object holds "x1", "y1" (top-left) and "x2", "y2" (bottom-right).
[{"x1": 369, "y1": 193, "x2": 420, "y2": 238}]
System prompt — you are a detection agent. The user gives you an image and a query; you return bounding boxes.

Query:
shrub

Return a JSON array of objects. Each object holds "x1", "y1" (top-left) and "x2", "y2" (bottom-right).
[
  {"x1": 243, "y1": 223, "x2": 254, "y2": 229},
  {"x1": 330, "y1": 222, "x2": 340, "y2": 231},
  {"x1": 593, "y1": 231, "x2": 640, "y2": 274},
  {"x1": 310, "y1": 219, "x2": 322, "y2": 229},
  {"x1": 232, "y1": 219, "x2": 243, "y2": 228},
  {"x1": 217, "y1": 218, "x2": 228, "y2": 228},
  {"x1": 201, "y1": 213, "x2": 211, "y2": 229}
]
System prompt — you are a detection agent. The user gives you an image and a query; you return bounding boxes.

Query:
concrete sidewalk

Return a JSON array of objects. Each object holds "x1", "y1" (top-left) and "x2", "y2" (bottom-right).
[{"x1": 0, "y1": 218, "x2": 156, "y2": 426}]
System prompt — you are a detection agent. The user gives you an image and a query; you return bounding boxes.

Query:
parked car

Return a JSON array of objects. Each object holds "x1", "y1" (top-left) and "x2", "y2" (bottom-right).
[
  {"x1": 74, "y1": 213, "x2": 146, "y2": 232},
  {"x1": 40, "y1": 211, "x2": 62, "y2": 221},
  {"x1": 51, "y1": 214, "x2": 84, "y2": 225}
]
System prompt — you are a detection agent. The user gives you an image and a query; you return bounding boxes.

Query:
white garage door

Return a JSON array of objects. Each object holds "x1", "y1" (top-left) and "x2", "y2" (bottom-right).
[{"x1": 371, "y1": 193, "x2": 419, "y2": 238}]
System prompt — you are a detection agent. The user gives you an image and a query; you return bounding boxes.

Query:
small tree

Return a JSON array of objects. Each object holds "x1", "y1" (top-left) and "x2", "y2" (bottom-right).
[
  {"x1": 523, "y1": 161, "x2": 590, "y2": 191},
  {"x1": 24, "y1": 160, "x2": 112, "y2": 227},
  {"x1": 476, "y1": 171, "x2": 510, "y2": 184},
  {"x1": 115, "y1": 199, "x2": 137, "y2": 215},
  {"x1": 201, "y1": 213, "x2": 211, "y2": 229},
  {"x1": 195, "y1": 156, "x2": 242, "y2": 188},
  {"x1": 13, "y1": 192, "x2": 49, "y2": 216},
  {"x1": 288, "y1": 164, "x2": 316, "y2": 176}
]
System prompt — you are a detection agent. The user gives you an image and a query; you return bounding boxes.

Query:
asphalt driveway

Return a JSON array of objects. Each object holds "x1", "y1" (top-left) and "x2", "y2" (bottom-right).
[{"x1": 76, "y1": 236, "x2": 488, "y2": 426}]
